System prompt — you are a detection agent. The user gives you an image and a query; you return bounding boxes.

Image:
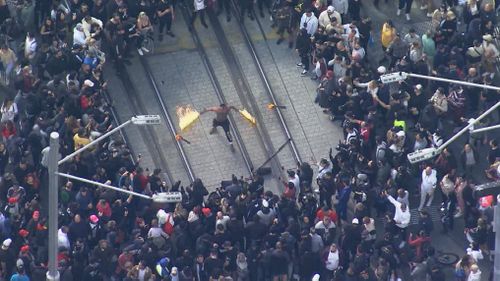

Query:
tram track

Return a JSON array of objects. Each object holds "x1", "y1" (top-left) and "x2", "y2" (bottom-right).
[{"x1": 115, "y1": 59, "x2": 195, "y2": 186}]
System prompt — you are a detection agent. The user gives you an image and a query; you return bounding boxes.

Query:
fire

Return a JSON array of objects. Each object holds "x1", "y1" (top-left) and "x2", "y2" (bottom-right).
[
  {"x1": 176, "y1": 105, "x2": 200, "y2": 131},
  {"x1": 267, "y1": 103, "x2": 276, "y2": 109},
  {"x1": 238, "y1": 109, "x2": 256, "y2": 125}
]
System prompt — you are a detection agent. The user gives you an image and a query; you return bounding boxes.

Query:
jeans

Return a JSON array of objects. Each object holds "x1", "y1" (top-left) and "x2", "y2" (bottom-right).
[
  {"x1": 190, "y1": 9, "x2": 207, "y2": 26},
  {"x1": 398, "y1": 0, "x2": 413, "y2": 13},
  {"x1": 159, "y1": 13, "x2": 173, "y2": 33}
]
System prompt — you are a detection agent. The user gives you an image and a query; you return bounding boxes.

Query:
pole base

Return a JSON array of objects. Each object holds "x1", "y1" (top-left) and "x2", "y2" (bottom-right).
[{"x1": 46, "y1": 271, "x2": 60, "y2": 281}]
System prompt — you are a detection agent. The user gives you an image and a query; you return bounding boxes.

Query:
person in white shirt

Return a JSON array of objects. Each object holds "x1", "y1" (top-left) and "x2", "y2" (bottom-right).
[
  {"x1": 468, "y1": 264, "x2": 481, "y2": 281},
  {"x1": 299, "y1": 9, "x2": 318, "y2": 36},
  {"x1": 324, "y1": 243, "x2": 340, "y2": 274},
  {"x1": 73, "y1": 23, "x2": 87, "y2": 46},
  {"x1": 419, "y1": 166, "x2": 437, "y2": 210},
  {"x1": 82, "y1": 15, "x2": 103, "y2": 39},
  {"x1": 148, "y1": 219, "x2": 168, "y2": 238},
  {"x1": 318, "y1": 6, "x2": 342, "y2": 28},
  {"x1": 385, "y1": 191, "x2": 411, "y2": 237},
  {"x1": 190, "y1": 0, "x2": 208, "y2": 28},
  {"x1": 396, "y1": 188, "x2": 410, "y2": 208}
]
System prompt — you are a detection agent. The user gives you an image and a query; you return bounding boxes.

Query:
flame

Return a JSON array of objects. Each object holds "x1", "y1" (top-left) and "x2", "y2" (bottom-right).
[
  {"x1": 176, "y1": 105, "x2": 200, "y2": 131},
  {"x1": 267, "y1": 103, "x2": 276, "y2": 110},
  {"x1": 239, "y1": 109, "x2": 256, "y2": 125},
  {"x1": 175, "y1": 134, "x2": 182, "y2": 141}
]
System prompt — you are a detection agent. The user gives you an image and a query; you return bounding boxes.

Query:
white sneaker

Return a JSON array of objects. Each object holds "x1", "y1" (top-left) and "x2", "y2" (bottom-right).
[
  {"x1": 137, "y1": 48, "x2": 144, "y2": 56},
  {"x1": 420, "y1": 4, "x2": 427, "y2": 9},
  {"x1": 141, "y1": 47, "x2": 150, "y2": 53},
  {"x1": 406, "y1": 13, "x2": 411, "y2": 21},
  {"x1": 301, "y1": 69, "x2": 308, "y2": 76},
  {"x1": 426, "y1": 12, "x2": 432, "y2": 17},
  {"x1": 397, "y1": 9, "x2": 401, "y2": 15},
  {"x1": 296, "y1": 62, "x2": 303, "y2": 67},
  {"x1": 454, "y1": 211, "x2": 463, "y2": 218}
]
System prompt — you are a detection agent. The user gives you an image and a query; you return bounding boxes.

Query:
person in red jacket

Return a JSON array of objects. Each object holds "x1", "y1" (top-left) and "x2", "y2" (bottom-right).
[{"x1": 408, "y1": 230, "x2": 431, "y2": 262}]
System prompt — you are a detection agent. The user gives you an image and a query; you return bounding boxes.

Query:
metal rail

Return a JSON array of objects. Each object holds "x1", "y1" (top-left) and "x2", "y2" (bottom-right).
[
  {"x1": 229, "y1": 1, "x2": 303, "y2": 165},
  {"x1": 115, "y1": 61, "x2": 193, "y2": 185},
  {"x1": 180, "y1": 5, "x2": 255, "y2": 177},
  {"x1": 136, "y1": 57, "x2": 197, "y2": 183}
]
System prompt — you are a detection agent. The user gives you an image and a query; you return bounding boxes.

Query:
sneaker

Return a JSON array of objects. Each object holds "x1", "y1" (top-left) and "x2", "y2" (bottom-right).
[
  {"x1": 229, "y1": 143, "x2": 235, "y2": 152},
  {"x1": 454, "y1": 211, "x2": 463, "y2": 218},
  {"x1": 301, "y1": 69, "x2": 308, "y2": 76},
  {"x1": 420, "y1": 4, "x2": 427, "y2": 9},
  {"x1": 202, "y1": 22, "x2": 209, "y2": 28},
  {"x1": 296, "y1": 62, "x2": 303, "y2": 67},
  {"x1": 167, "y1": 31, "x2": 175, "y2": 37},
  {"x1": 310, "y1": 75, "x2": 318, "y2": 80},
  {"x1": 277, "y1": 38, "x2": 284, "y2": 45},
  {"x1": 137, "y1": 48, "x2": 144, "y2": 56},
  {"x1": 141, "y1": 47, "x2": 150, "y2": 53},
  {"x1": 406, "y1": 13, "x2": 411, "y2": 21},
  {"x1": 426, "y1": 12, "x2": 432, "y2": 17},
  {"x1": 397, "y1": 9, "x2": 401, "y2": 15}
]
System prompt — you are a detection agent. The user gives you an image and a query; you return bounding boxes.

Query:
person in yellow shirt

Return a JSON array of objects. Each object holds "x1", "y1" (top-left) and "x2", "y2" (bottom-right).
[
  {"x1": 73, "y1": 128, "x2": 90, "y2": 150},
  {"x1": 380, "y1": 20, "x2": 396, "y2": 51}
]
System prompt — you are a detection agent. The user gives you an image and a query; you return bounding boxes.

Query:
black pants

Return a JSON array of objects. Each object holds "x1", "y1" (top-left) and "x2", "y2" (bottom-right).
[
  {"x1": 300, "y1": 53, "x2": 310, "y2": 70},
  {"x1": 257, "y1": 0, "x2": 269, "y2": 14},
  {"x1": 240, "y1": 0, "x2": 254, "y2": 19},
  {"x1": 190, "y1": 9, "x2": 208, "y2": 26},
  {"x1": 217, "y1": 0, "x2": 231, "y2": 19},
  {"x1": 159, "y1": 13, "x2": 173, "y2": 33},
  {"x1": 213, "y1": 119, "x2": 233, "y2": 143},
  {"x1": 398, "y1": 0, "x2": 413, "y2": 13}
]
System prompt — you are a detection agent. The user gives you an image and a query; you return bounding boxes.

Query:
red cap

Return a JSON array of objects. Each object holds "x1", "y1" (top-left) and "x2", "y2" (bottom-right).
[
  {"x1": 18, "y1": 229, "x2": 29, "y2": 237},
  {"x1": 32, "y1": 211, "x2": 40, "y2": 219},
  {"x1": 20, "y1": 245, "x2": 30, "y2": 252},
  {"x1": 89, "y1": 215, "x2": 99, "y2": 224},
  {"x1": 8, "y1": 197, "x2": 17, "y2": 204},
  {"x1": 202, "y1": 208, "x2": 211, "y2": 216}
]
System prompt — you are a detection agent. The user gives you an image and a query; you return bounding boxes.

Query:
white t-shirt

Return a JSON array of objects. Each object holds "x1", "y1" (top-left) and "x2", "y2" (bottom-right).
[
  {"x1": 194, "y1": 0, "x2": 205, "y2": 11},
  {"x1": 325, "y1": 250, "x2": 339, "y2": 271}
]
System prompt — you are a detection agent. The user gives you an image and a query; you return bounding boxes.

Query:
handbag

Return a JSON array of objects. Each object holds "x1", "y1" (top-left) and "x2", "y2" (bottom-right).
[{"x1": 162, "y1": 214, "x2": 174, "y2": 235}]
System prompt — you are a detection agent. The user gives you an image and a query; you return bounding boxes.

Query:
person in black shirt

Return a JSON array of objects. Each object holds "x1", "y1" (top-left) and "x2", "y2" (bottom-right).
[
  {"x1": 488, "y1": 140, "x2": 500, "y2": 164},
  {"x1": 156, "y1": 0, "x2": 175, "y2": 41}
]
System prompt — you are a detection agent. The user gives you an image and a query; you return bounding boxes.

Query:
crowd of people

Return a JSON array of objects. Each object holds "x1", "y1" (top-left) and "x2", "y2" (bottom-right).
[{"x1": 0, "y1": 0, "x2": 499, "y2": 280}]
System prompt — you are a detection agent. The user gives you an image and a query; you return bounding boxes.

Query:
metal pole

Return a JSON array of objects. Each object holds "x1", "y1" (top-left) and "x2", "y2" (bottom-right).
[
  {"x1": 406, "y1": 73, "x2": 500, "y2": 92},
  {"x1": 46, "y1": 132, "x2": 60, "y2": 281},
  {"x1": 58, "y1": 119, "x2": 132, "y2": 165},
  {"x1": 56, "y1": 172, "x2": 153, "y2": 200},
  {"x1": 438, "y1": 101, "x2": 500, "y2": 151},
  {"x1": 471, "y1": 123, "x2": 500, "y2": 134},
  {"x1": 494, "y1": 195, "x2": 500, "y2": 281}
]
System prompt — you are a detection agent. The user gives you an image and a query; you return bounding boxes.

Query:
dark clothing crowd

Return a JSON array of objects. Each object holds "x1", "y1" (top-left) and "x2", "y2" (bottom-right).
[{"x1": 0, "y1": 0, "x2": 499, "y2": 280}]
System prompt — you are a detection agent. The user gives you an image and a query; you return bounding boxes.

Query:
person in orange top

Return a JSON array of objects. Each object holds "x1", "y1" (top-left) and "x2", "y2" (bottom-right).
[{"x1": 316, "y1": 206, "x2": 338, "y2": 224}]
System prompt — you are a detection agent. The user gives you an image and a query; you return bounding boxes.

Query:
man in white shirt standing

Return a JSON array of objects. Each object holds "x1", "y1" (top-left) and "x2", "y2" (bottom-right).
[
  {"x1": 318, "y1": 6, "x2": 342, "y2": 28},
  {"x1": 419, "y1": 166, "x2": 437, "y2": 211},
  {"x1": 385, "y1": 191, "x2": 411, "y2": 238},
  {"x1": 322, "y1": 243, "x2": 340, "y2": 279},
  {"x1": 299, "y1": 9, "x2": 318, "y2": 36}
]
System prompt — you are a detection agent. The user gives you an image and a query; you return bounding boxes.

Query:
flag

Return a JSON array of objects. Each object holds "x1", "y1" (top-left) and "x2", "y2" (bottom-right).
[
  {"x1": 176, "y1": 105, "x2": 200, "y2": 131},
  {"x1": 239, "y1": 109, "x2": 256, "y2": 125}
]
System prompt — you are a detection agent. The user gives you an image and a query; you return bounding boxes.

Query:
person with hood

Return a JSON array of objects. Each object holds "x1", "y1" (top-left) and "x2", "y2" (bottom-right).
[{"x1": 296, "y1": 28, "x2": 312, "y2": 76}]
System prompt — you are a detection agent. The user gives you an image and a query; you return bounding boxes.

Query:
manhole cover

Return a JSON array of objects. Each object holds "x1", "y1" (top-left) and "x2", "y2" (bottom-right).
[{"x1": 437, "y1": 253, "x2": 459, "y2": 265}]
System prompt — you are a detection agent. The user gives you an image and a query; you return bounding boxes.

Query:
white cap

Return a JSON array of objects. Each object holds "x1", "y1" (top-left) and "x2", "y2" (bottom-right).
[
  {"x1": 415, "y1": 84, "x2": 422, "y2": 90},
  {"x1": 377, "y1": 66, "x2": 387, "y2": 74},
  {"x1": 312, "y1": 274, "x2": 321, "y2": 281},
  {"x1": 327, "y1": 6, "x2": 334, "y2": 12},
  {"x1": 396, "y1": 131, "x2": 405, "y2": 137},
  {"x1": 84, "y1": 79, "x2": 94, "y2": 87},
  {"x1": 352, "y1": 218, "x2": 359, "y2": 224},
  {"x1": 2, "y1": 238, "x2": 11, "y2": 248},
  {"x1": 262, "y1": 199, "x2": 269, "y2": 208}
]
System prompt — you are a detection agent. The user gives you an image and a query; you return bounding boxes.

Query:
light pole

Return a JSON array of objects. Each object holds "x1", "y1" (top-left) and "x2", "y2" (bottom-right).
[
  {"x1": 379, "y1": 72, "x2": 500, "y2": 164},
  {"x1": 46, "y1": 115, "x2": 182, "y2": 281}
]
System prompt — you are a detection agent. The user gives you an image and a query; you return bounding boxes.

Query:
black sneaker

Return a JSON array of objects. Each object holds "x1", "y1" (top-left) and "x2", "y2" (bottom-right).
[
  {"x1": 167, "y1": 31, "x2": 175, "y2": 37},
  {"x1": 276, "y1": 38, "x2": 284, "y2": 45},
  {"x1": 288, "y1": 41, "x2": 294, "y2": 49},
  {"x1": 202, "y1": 22, "x2": 209, "y2": 28}
]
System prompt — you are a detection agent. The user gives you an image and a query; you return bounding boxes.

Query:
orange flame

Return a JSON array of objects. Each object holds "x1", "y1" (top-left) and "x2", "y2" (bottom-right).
[{"x1": 267, "y1": 103, "x2": 276, "y2": 110}]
